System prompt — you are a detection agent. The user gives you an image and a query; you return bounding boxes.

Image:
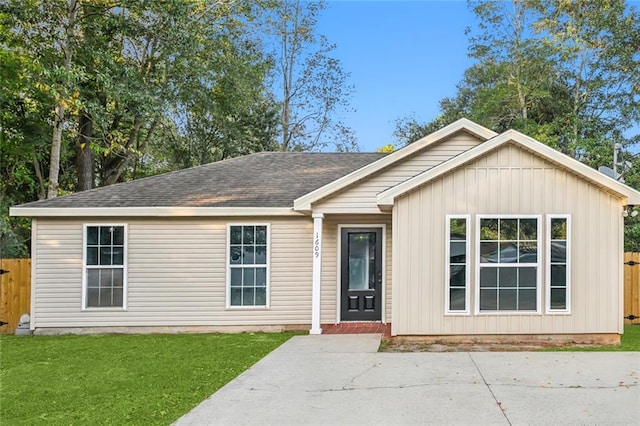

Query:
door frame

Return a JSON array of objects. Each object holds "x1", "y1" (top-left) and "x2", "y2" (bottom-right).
[{"x1": 336, "y1": 224, "x2": 386, "y2": 323}]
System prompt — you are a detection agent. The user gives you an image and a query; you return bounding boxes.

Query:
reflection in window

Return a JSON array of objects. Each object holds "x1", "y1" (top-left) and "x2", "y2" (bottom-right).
[
  {"x1": 478, "y1": 217, "x2": 539, "y2": 312},
  {"x1": 446, "y1": 216, "x2": 469, "y2": 313},
  {"x1": 548, "y1": 216, "x2": 570, "y2": 312},
  {"x1": 229, "y1": 225, "x2": 268, "y2": 307}
]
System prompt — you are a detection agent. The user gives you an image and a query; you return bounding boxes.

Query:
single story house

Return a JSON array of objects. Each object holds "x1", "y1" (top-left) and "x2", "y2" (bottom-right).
[{"x1": 11, "y1": 119, "x2": 640, "y2": 342}]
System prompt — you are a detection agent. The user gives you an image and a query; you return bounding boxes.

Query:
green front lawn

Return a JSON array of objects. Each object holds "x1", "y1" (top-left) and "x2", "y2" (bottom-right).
[{"x1": 0, "y1": 333, "x2": 294, "y2": 425}]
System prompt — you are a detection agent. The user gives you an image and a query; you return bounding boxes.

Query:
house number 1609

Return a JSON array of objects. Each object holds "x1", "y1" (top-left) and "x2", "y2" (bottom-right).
[{"x1": 314, "y1": 233, "x2": 320, "y2": 258}]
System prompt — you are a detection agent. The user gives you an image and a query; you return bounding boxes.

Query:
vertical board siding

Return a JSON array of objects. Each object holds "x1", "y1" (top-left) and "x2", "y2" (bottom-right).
[
  {"x1": 394, "y1": 143, "x2": 624, "y2": 335},
  {"x1": 320, "y1": 215, "x2": 392, "y2": 324},
  {"x1": 315, "y1": 132, "x2": 482, "y2": 214},
  {"x1": 0, "y1": 259, "x2": 31, "y2": 334},
  {"x1": 33, "y1": 217, "x2": 313, "y2": 328}
]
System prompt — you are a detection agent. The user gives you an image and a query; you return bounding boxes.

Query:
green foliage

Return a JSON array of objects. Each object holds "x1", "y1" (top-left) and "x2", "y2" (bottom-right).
[{"x1": 0, "y1": 333, "x2": 294, "y2": 425}]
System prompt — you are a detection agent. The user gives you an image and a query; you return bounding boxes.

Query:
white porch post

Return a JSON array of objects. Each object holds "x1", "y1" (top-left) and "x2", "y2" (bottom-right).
[{"x1": 310, "y1": 213, "x2": 324, "y2": 334}]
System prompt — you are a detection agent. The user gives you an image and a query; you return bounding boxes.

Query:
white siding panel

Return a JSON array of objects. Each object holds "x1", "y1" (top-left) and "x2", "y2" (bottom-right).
[
  {"x1": 393, "y1": 143, "x2": 624, "y2": 335},
  {"x1": 34, "y1": 217, "x2": 314, "y2": 328},
  {"x1": 315, "y1": 132, "x2": 483, "y2": 214}
]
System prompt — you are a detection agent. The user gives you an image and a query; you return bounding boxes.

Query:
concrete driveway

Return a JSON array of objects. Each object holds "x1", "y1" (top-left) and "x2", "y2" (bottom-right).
[{"x1": 175, "y1": 334, "x2": 640, "y2": 425}]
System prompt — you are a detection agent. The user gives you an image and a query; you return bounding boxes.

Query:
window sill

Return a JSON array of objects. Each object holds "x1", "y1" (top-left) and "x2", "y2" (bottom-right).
[
  {"x1": 82, "y1": 307, "x2": 127, "y2": 312},
  {"x1": 225, "y1": 306, "x2": 270, "y2": 311}
]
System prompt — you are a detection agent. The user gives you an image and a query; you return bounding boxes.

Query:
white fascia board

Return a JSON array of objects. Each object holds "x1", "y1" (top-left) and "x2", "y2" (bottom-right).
[
  {"x1": 293, "y1": 118, "x2": 497, "y2": 211},
  {"x1": 9, "y1": 206, "x2": 301, "y2": 218},
  {"x1": 377, "y1": 129, "x2": 640, "y2": 207}
]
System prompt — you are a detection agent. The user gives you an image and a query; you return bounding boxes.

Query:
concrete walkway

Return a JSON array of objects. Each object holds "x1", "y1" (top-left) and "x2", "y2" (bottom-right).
[{"x1": 175, "y1": 334, "x2": 640, "y2": 426}]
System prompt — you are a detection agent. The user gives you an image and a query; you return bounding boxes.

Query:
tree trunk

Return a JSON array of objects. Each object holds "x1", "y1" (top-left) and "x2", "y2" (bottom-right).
[
  {"x1": 102, "y1": 117, "x2": 142, "y2": 186},
  {"x1": 75, "y1": 112, "x2": 94, "y2": 191}
]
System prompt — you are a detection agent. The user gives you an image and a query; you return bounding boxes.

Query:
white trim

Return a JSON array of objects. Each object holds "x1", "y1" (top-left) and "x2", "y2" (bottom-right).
[
  {"x1": 546, "y1": 214, "x2": 572, "y2": 314},
  {"x1": 225, "y1": 223, "x2": 271, "y2": 310},
  {"x1": 336, "y1": 224, "x2": 386, "y2": 324},
  {"x1": 30, "y1": 219, "x2": 37, "y2": 330},
  {"x1": 81, "y1": 223, "x2": 128, "y2": 311},
  {"x1": 294, "y1": 118, "x2": 497, "y2": 211},
  {"x1": 474, "y1": 215, "x2": 542, "y2": 315},
  {"x1": 378, "y1": 129, "x2": 640, "y2": 207},
  {"x1": 310, "y1": 214, "x2": 324, "y2": 334},
  {"x1": 10, "y1": 206, "x2": 301, "y2": 218},
  {"x1": 445, "y1": 215, "x2": 471, "y2": 315}
]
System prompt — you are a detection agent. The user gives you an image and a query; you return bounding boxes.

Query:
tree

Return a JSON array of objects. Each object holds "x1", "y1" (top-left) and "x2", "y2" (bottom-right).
[{"x1": 264, "y1": 0, "x2": 356, "y2": 152}]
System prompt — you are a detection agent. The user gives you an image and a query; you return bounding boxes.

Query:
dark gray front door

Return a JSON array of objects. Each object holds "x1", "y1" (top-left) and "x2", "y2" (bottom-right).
[{"x1": 340, "y1": 228, "x2": 383, "y2": 321}]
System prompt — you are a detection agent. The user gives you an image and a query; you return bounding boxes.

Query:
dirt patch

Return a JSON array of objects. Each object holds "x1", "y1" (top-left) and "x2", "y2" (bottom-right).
[{"x1": 380, "y1": 339, "x2": 588, "y2": 352}]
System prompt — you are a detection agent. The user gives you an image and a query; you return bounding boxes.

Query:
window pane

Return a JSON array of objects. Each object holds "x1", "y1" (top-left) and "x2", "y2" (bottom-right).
[
  {"x1": 498, "y1": 289, "x2": 517, "y2": 310},
  {"x1": 243, "y1": 226, "x2": 255, "y2": 244},
  {"x1": 480, "y1": 219, "x2": 498, "y2": 240},
  {"x1": 518, "y1": 289, "x2": 537, "y2": 310},
  {"x1": 255, "y1": 245, "x2": 267, "y2": 264},
  {"x1": 449, "y1": 241, "x2": 466, "y2": 263},
  {"x1": 480, "y1": 242, "x2": 498, "y2": 263},
  {"x1": 499, "y1": 242, "x2": 518, "y2": 263},
  {"x1": 255, "y1": 287, "x2": 266, "y2": 306},
  {"x1": 99, "y1": 287, "x2": 113, "y2": 307},
  {"x1": 112, "y1": 226, "x2": 124, "y2": 245},
  {"x1": 230, "y1": 288, "x2": 242, "y2": 306},
  {"x1": 243, "y1": 246, "x2": 255, "y2": 264},
  {"x1": 230, "y1": 226, "x2": 242, "y2": 245},
  {"x1": 112, "y1": 247, "x2": 124, "y2": 265},
  {"x1": 100, "y1": 269, "x2": 113, "y2": 287},
  {"x1": 112, "y1": 269, "x2": 123, "y2": 288},
  {"x1": 519, "y1": 267, "x2": 537, "y2": 288},
  {"x1": 87, "y1": 269, "x2": 100, "y2": 287},
  {"x1": 255, "y1": 226, "x2": 267, "y2": 245},
  {"x1": 99, "y1": 226, "x2": 112, "y2": 245},
  {"x1": 87, "y1": 287, "x2": 100, "y2": 307},
  {"x1": 243, "y1": 268, "x2": 255, "y2": 286},
  {"x1": 550, "y1": 242, "x2": 566, "y2": 263},
  {"x1": 230, "y1": 246, "x2": 242, "y2": 264},
  {"x1": 449, "y1": 219, "x2": 466, "y2": 240},
  {"x1": 87, "y1": 247, "x2": 99, "y2": 266},
  {"x1": 550, "y1": 288, "x2": 567, "y2": 310},
  {"x1": 100, "y1": 247, "x2": 113, "y2": 265},
  {"x1": 87, "y1": 227, "x2": 98, "y2": 245},
  {"x1": 519, "y1": 242, "x2": 537, "y2": 263},
  {"x1": 242, "y1": 287, "x2": 255, "y2": 306},
  {"x1": 480, "y1": 289, "x2": 497, "y2": 310},
  {"x1": 519, "y1": 219, "x2": 537, "y2": 240},
  {"x1": 112, "y1": 288, "x2": 123, "y2": 307},
  {"x1": 498, "y1": 267, "x2": 517, "y2": 287},
  {"x1": 449, "y1": 288, "x2": 466, "y2": 311},
  {"x1": 450, "y1": 265, "x2": 466, "y2": 287},
  {"x1": 500, "y1": 219, "x2": 518, "y2": 240},
  {"x1": 480, "y1": 268, "x2": 497, "y2": 288},
  {"x1": 550, "y1": 218, "x2": 567, "y2": 240},
  {"x1": 551, "y1": 265, "x2": 566, "y2": 287},
  {"x1": 256, "y1": 268, "x2": 267, "y2": 287},
  {"x1": 230, "y1": 268, "x2": 242, "y2": 286}
]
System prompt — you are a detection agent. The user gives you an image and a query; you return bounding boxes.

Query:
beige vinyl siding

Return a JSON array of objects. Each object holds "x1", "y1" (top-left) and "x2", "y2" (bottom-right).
[
  {"x1": 33, "y1": 217, "x2": 314, "y2": 328},
  {"x1": 393, "y1": 143, "x2": 624, "y2": 335},
  {"x1": 314, "y1": 132, "x2": 482, "y2": 214},
  {"x1": 319, "y1": 215, "x2": 392, "y2": 324}
]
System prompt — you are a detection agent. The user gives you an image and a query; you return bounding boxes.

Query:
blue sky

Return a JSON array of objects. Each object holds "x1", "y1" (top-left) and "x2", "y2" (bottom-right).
[{"x1": 316, "y1": 0, "x2": 479, "y2": 152}]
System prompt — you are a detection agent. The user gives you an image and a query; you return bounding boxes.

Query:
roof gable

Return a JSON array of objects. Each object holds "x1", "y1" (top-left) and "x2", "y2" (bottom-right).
[
  {"x1": 377, "y1": 129, "x2": 640, "y2": 207},
  {"x1": 293, "y1": 118, "x2": 497, "y2": 212}
]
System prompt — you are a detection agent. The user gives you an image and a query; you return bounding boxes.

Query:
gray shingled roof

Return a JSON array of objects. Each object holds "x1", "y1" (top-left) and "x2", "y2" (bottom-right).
[{"x1": 18, "y1": 152, "x2": 386, "y2": 208}]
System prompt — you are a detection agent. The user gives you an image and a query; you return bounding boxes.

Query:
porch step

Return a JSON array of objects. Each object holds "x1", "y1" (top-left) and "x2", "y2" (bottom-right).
[{"x1": 322, "y1": 322, "x2": 391, "y2": 338}]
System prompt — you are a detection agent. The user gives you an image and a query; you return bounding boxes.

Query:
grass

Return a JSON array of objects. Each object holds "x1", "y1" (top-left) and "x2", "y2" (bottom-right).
[
  {"x1": 541, "y1": 325, "x2": 640, "y2": 352},
  {"x1": 0, "y1": 332, "x2": 294, "y2": 425}
]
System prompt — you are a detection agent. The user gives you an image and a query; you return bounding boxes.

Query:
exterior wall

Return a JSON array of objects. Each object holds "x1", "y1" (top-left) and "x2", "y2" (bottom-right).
[
  {"x1": 319, "y1": 215, "x2": 392, "y2": 324},
  {"x1": 393, "y1": 143, "x2": 624, "y2": 335},
  {"x1": 32, "y1": 216, "x2": 314, "y2": 329},
  {"x1": 314, "y1": 131, "x2": 482, "y2": 214}
]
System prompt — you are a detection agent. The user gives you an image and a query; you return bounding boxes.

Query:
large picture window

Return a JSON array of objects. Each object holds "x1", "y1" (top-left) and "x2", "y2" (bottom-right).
[
  {"x1": 228, "y1": 225, "x2": 268, "y2": 307},
  {"x1": 445, "y1": 215, "x2": 470, "y2": 314},
  {"x1": 547, "y1": 215, "x2": 571, "y2": 313},
  {"x1": 477, "y1": 216, "x2": 540, "y2": 313},
  {"x1": 83, "y1": 224, "x2": 126, "y2": 309}
]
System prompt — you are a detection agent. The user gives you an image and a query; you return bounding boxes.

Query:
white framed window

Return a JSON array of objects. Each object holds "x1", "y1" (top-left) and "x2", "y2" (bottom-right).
[
  {"x1": 476, "y1": 215, "x2": 541, "y2": 314},
  {"x1": 82, "y1": 224, "x2": 127, "y2": 309},
  {"x1": 227, "y1": 224, "x2": 269, "y2": 308},
  {"x1": 445, "y1": 215, "x2": 470, "y2": 314},
  {"x1": 546, "y1": 215, "x2": 571, "y2": 313}
]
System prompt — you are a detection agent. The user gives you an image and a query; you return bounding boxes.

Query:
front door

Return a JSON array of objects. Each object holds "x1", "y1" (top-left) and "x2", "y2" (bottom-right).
[{"x1": 340, "y1": 228, "x2": 383, "y2": 321}]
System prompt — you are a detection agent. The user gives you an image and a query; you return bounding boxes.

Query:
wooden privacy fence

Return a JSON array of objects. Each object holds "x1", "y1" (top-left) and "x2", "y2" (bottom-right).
[
  {"x1": 0, "y1": 258, "x2": 31, "y2": 334},
  {"x1": 624, "y1": 252, "x2": 640, "y2": 325}
]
